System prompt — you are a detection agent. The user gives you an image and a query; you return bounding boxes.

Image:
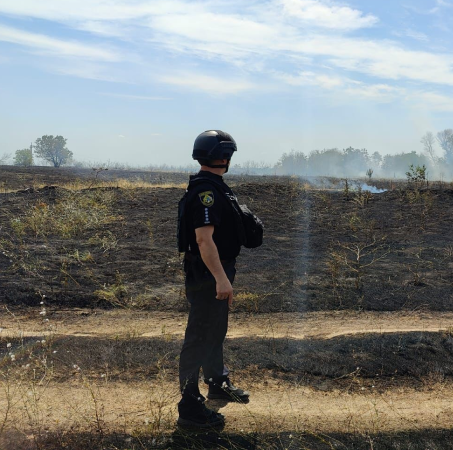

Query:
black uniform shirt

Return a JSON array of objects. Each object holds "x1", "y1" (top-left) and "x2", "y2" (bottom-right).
[{"x1": 186, "y1": 171, "x2": 242, "y2": 260}]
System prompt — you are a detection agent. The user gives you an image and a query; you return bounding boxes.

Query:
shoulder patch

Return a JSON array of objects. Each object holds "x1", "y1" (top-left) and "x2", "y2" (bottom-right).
[{"x1": 199, "y1": 190, "x2": 214, "y2": 207}]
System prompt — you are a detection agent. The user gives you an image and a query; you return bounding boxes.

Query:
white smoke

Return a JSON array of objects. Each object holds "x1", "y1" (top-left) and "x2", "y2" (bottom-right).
[{"x1": 360, "y1": 183, "x2": 387, "y2": 194}]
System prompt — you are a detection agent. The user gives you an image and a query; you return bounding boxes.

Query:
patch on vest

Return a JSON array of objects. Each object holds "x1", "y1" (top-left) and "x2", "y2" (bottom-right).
[{"x1": 199, "y1": 191, "x2": 214, "y2": 207}]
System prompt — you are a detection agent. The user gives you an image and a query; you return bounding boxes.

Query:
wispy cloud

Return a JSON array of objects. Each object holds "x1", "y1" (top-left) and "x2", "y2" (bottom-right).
[
  {"x1": 0, "y1": 0, "x2": 164, "y2": 22},
  {"x1": 436, "y1": 0, "x2": 453, "y2": 7},
  {"x1": 276, "y1": 70, "x2": 344, "y2": 89},
  {"x1": 280, "y1": 0, "x2": 378, "y2": 30},
  {"x1": 404, "y1": 0, "x2": 452, "y2": 15},
  {"x1": 344, "y1": 83, "x2": 403, "y2": 101},
  {"x1": 157, "y1": 72, "x2": 255, "y2": 95},
  {"x1": 1, "y1": 0, "x2": 453, "y2": 105},
  {"x1": 151, "y1": 12, "x2": 276, "y2": 50},
  {"x1": 0, "y1": 24, "x2": 120, "y2": 61},
  {"x1": 147, "y1": 13, "x2": 453, "y2": 88},
  {"x1": 286, "y1": 35, "x2": 453, "y2": 86},
  {"x1": 99, "y1": 93, "x2": 171, "y2": 101},
  {"x1": 394, "y1": 29, "x2": 429, "y2": 42},
  {"x1": 52, "y1": 61, "x2": 125, "y2": 82},
  {"x1": 276, "y1": 66, "x2": 453, "y2": 112},
  {"x1": 76, "y1": 21, "x2": 130, "y2": 38},
  {"x1": 276, "y1": 70, "x2": 403, "y2": 102}
]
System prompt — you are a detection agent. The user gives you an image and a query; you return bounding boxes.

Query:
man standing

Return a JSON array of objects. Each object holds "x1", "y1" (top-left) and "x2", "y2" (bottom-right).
[{"x1": 177, "y1": 130, "x2": 249, "y2": 428}]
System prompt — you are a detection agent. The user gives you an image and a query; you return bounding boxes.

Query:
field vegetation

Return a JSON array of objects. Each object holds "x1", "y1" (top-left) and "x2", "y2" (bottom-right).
[{"x1": 1, "y1": 165, "x2": 453, "y2": 449}]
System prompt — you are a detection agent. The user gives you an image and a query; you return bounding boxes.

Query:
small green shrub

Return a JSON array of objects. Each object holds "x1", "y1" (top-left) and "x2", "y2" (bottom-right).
[{"x1": 406, "y1": 164, "x2": 427, "y2": 185}]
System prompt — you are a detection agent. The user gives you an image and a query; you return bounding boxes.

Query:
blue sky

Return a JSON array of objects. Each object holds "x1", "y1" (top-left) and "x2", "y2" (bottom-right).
[{"x1": 0, "y1": 0, "x2": 452, "y2": 166}]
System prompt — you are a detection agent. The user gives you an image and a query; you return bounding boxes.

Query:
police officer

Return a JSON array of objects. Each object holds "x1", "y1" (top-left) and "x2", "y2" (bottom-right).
[{"x1": 177, "y1": 130, "x2": 249, "y2": 428}]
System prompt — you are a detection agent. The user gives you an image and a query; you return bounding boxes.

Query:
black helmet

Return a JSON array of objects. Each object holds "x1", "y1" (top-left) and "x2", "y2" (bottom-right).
[{"x1": 192, "y1": 130, "x2": 237, "y2": 162}]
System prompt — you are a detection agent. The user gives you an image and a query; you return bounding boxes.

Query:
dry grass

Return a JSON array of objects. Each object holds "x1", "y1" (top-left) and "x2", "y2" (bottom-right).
[
  {"x1": 0, "y1": 178, "x2": 187, "y2": 194},
  {"x1": 9, "y1": 189, "x2": 118, "y2": 239},
  {"x1": 61, "y1": 179, "x2": 187, "y2": 190},
  {"x1": 233, "y1": 292, "x2": 261, "y2": 313},
  {"x1": 3, "y1": 309, "x2": 453, "y2": 449}
]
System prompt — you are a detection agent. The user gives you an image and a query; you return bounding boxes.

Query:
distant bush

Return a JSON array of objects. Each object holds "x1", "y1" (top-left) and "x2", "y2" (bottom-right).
[{"x1": 14, "y1": 148, "x2": 33, "y2": 167}]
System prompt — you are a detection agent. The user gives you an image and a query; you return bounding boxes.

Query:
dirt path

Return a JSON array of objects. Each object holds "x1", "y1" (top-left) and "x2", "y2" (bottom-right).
[
  {"x1": 3, "y1": 309, "x2": 453, "y2": 447},
  {"x1": 1, "y1": 378, "x2": 453, "y2": 437},
  {"x1": 2, "y1": 309, "x2": 453, "y2": 340}
]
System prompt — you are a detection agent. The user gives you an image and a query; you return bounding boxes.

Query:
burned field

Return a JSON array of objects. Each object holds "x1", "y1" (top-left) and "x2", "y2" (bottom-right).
[
  {"x1": 2, "y1": 165, "x2": 453, "y2": 449},
  {"x1": 1, "y1": 165, "x2": 452, "y2": 313}
]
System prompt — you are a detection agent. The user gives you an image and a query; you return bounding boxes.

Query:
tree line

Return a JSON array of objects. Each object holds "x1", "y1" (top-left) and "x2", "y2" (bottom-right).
[
  {"x1": 4, "y1": 129, "x2": 453, "y2": 180},
  {"x1": 233, "y1": 128, "x2": 453, "y2": 179}
]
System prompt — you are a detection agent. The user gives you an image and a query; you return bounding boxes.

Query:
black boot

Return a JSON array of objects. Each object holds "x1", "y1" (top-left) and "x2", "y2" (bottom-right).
[
  {"x1": 177, "y1": 394, "x2": 225, "y2": 428},
  {"x1": 207, "y1": 378, "x2": 250, "y2": 403}
]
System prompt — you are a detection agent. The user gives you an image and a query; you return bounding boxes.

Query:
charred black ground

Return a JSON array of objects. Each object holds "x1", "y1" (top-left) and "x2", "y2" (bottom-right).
[{"x1": 1, "y1": 165, "x2": 452, "y2": 312}]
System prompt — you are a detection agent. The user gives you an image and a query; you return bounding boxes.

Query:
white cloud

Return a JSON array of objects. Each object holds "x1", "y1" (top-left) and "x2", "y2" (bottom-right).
[
  {"x1": 404, "y1": 1, "x2": 451, "y2": 14},
  {"x1": 394, "y1": 29, "x2": 429, "y2": 42},
  {"x1": 280, "y1": 0, "x2": 378, "y2": 30},
  {"x1": 146, "y1": 15, "x2": 453, "y2": 92},
  {"x1": 0, "y1": 1, "x2": 208, "y2": 44},
  {"x1": 276, "y1": 67, "x2": 453, "y2": 112},
  {"x1": 276, "y1": 70, "x2": 402, "y2": 102},
  {"x1": 52, "y1": 61, "x2": 124, "y2": 82},
  {"x1": 0, "y1": 24, "x2": 120, "y2": 61},
  {"x1": 118, "y1": 134, "x2": 125, "y2": 138},
  {"x1": 283, "y1": 36, "x2": 453, "y2": 86},
  {"x1": 151, "y1": 13, "x2": 276, "y2": 47},
  {"x1": 99, "y1": 93, "x2": 171, "y2": 101},
  {"x1": 158, "y1": 73, "x2": 255, "y2": 95},
  {"x1": 147, "y1": 10, "x2": 280, "y2": 65},
  {"x1": 0, "y1": 0, "x2": 168, "y2": 22},
  {"x1": 2, "y1": 0, "x2": 453, "y2": 101},
  {"x1": 276, "y1": 71, "x2": 344, "y2": 89},
  {"x1": 344, "y1": 83, "x2": 403, "y2": 101},
  {"x1": 76, "y1": 21, "x2": 129, "y2": 38},
  {"x1": 148, "y1": 34, "x2": 252, "y2": 65},
  {"x1": 146, "y1": 7, "x2": 453, "y2": 88}
]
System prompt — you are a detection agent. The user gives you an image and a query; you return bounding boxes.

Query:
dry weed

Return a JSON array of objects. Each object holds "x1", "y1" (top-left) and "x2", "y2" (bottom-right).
[{"x1": 10, "y1": 189, "x2": 118, "y2": 239}]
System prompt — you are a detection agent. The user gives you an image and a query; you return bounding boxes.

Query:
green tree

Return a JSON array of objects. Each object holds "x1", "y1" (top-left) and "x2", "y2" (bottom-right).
[
  {"x1": 34, "y1": 135, "x2": 73, "y2": 167},
  {"x1": 14, "y1": 148, "x2": 33, "y2": 167}
]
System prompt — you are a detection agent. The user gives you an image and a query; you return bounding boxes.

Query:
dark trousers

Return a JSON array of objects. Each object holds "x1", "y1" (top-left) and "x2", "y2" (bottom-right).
[{"x1": 179, "y1": 256, "x2": 236, "y2": 400}]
